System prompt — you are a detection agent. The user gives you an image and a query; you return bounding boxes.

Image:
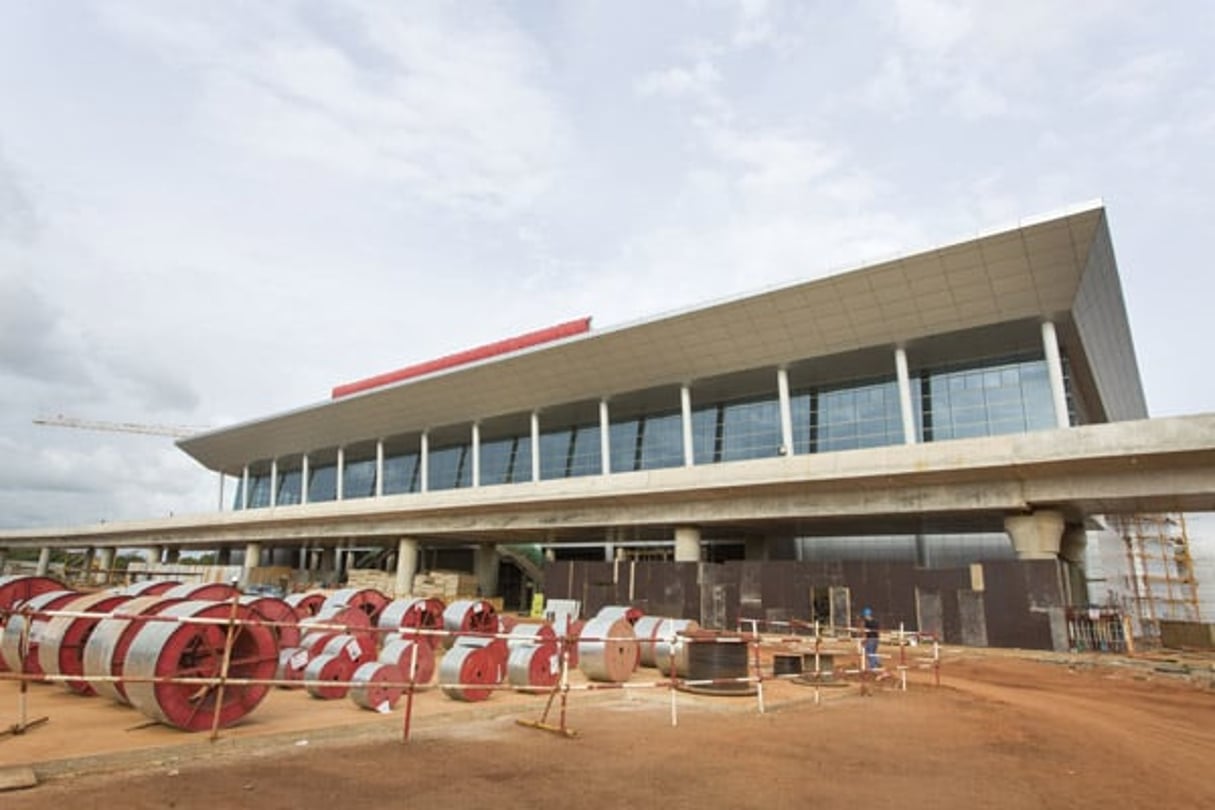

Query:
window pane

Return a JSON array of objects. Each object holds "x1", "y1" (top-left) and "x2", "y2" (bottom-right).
[
  {"x1": 308, "y1": 465, "x2": 337, "y2": 502},
  {"x1": 610, "y1": 420, "x2": 640, "y2": 473},
  {"x1": 382, "y1": 453, "x2": 419, "y2": 494},
  {"x1": 639, "y1": 413, "x2": 683, "y2": 470},
  {"x1": 344, "y1": 458, "x2": 376, "y2": 499},
  {"x1": 277, "y1": 469, "x2": 302, "y2": 505},
  {"x1": 721, "y1": 398, "x2": 781, "y2": 461},
  {"x1": 428, "y1": 445, "x2": 469, "y2": 491}
]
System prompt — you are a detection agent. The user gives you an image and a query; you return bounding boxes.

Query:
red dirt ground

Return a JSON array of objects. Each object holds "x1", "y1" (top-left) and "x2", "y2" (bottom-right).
[{"x1": 3, "y1": 649, "x2": 1213, "y2": 809}]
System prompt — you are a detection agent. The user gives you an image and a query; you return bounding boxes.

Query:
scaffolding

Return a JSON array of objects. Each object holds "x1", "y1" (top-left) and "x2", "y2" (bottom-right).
[{"x1": 1114, "y1": 513, "x2": 1201, "y2": 643}]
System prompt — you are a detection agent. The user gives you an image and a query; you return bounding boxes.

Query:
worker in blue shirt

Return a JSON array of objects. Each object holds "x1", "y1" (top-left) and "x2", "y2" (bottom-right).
[{"x1": 861, "y1": 607, "x2": 881, "y2": 672}]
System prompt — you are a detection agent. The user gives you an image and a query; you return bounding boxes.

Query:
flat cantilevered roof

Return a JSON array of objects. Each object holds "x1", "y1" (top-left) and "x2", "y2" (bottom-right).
[{"x1": 179, "y1": 201, "x2": 1124, "y2": 473}]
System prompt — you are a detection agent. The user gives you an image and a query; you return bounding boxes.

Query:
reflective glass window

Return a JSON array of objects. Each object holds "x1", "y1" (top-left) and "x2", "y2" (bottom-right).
[
  {"x1": 692, "y1": 406, "x2": 721, "y2": 464},
  {"x1": 428, "y1": 445, "x2": 470, "y2": 491},
  {"x1": 638, "y1": 413, "x2": 683, "y2": 470},
  {"x1": 924, "y1": 358, "x2": 1055, "y2": 441},
  {"x1": 721, "y1": 397, "x2": 781, "y2": 461},
  {"x1": 308, "y1": 464, "x2": 337, "y2": 502},
  {"x1": 791, "y1": 392, "x2": 814, "y2": 454},
  {"x1": 609, "y1": 420, "x2": 640, "y2": 472},
  {"x1": 344, "y1": 458, "x2": 376, "y2": 499},
  {"x1": 480, "y1": 436, "x2": 531, "y2": 485},
  {"x1": 539, "y1": 424, "x2": 600, "y2": 479},
  {"x1": 818, "y1": 380, "x2": 904, "y2": 451},
  {"x1": 276, "y1": 469, "x2": 302, "y2": 505},
  {"x1": 247, "y1": 474, "x2": 271, "y2": 508},
  {"x1": 382, "y1": 452, "x2": 419, "y2": 494}
]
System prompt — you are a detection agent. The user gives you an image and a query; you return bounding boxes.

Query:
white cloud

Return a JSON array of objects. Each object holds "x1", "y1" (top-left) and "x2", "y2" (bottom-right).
[
  {"x1": 102, "y1": 1, "x2": 567, "y2": 218},
  {"x1": 1086, "y1": 51, "x2": 1183, "y2": 105}
]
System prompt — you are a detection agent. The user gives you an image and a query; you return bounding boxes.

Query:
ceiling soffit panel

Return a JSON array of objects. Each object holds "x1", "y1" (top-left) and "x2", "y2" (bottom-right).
[{"x1": 180, "y1": 204, "x2": 1105, "y2": 471}]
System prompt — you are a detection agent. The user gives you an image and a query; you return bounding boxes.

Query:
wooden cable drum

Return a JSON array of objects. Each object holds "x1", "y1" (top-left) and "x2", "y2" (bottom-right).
[
  {"x1": 577, "y1": 617, "x2": 637, "y2": 683},
  {"x1": 679, "y1": 633, "x2": 755, "y2": 696}
]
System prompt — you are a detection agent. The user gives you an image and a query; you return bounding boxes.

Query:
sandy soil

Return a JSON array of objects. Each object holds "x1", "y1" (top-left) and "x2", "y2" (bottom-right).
[{"x1": 3, "y1": 648, "x2": 1213, "y2": 810}]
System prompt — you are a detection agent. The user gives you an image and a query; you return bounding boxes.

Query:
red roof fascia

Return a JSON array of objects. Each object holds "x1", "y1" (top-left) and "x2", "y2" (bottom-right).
[{"x1": 331, "y1": 317, "x2": 592, "y2": 399}]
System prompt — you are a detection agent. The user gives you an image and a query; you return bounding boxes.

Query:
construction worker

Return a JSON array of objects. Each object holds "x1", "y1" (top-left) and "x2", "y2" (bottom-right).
[{"x1": 861, "y1": 607, "x2": 881, "y2": 673}]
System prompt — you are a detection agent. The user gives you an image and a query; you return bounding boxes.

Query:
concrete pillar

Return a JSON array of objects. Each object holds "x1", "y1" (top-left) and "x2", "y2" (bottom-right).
[
  {"x1": 269, "y1": 459, "x2": 279, "y2": 507},
  {"x1": 1041, "y1": 321, "x2": 1070, "y2": 429},
  {"x1": 530, "y1": 412, "x2": 541, "y2": 482},
  {"x1": 420, "y1": 432, "x2": 430, "y2": 492},
  {"x1": 82, "y1": 547, "x2": 96, "y2": 581},
  {"x1": 603, "y1": 542, "x2": 615, "y2": 562},
  {"x1": 394, "y1": 538, "x2": 420, "y2": 597},
  {"x1": 36, "y1": 546, "x2": 51, "y2": 576},
  {"x1": 599, "y1": 399, "x2": 611, "y2": 475},
  {"x1": 242, "y1": 542, "x2": 261, "y2": 587},
  {"x1": 475, "y1": 543, "x2": 500, "y2": 597},
  {"x1": 895, "y1": 346, "x2": 917, "y2": 443},
  {"x1": 164, "y1": 547, "x2": 180, "y2": 564},
  {"x1": 320, "y1": 545, "x2": 337, "y2": 574},
  {"x1": 544, "y1": 547, "x2": 556, "y2": 563},
  {"x1": 217, "y1": 472, "x2": 226, "y2": 512},
  {"x1": 301, "y1": 454, "x2": 310, "y2": 505},
  {"x1": 744, "y1": 537, "x2": 767, "y2": 561},
  {"x1": 680, "y1": 384, "x2": 694, "y2": 467},
  {"x1": 298, "y1": 543, "x2": 310, "y2": 570},
  {"x1": 1060, "y1": 524, "x2": 1089, "y2": 606},
  {"x1": 216, "y1": 546, "x2": 232, "y2": 566},
  {"x1": 471, "y1": 422, "x2": 481, "y2": 487},
  {"x1": 375, "y1": 440, "x2": 384, "y2": 497},
  {"x1": 241, "y1": 465, "x2": 250, "y2": 510},
  {"x1": 776, "y1": 368, "x2": 794, "y2": 455},
  {"x1": 914, "y1": 533, "x2": 931, "y2": 568},
  {"x1": 674, "y1": 526, "x2": 701, "y2": 562},
  {"x1": 1004, "y1": 510, "x2": 1065, "y2": 560},
  {"x1": 96, "y1": 547, "x2": 115, "y2": 585},
  {"x1": 336, "y1": 446, "x2": 345, "y2": 500},
  {"x1": 149, "y1": 546, "x2": 165, "y2": 565}
]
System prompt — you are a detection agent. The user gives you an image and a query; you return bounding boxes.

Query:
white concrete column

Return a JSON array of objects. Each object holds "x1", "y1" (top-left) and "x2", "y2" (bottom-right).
[
  {"x1": 375, "y1": 440, "x2": 384, "y2": 497},
  {"x1": 217, "y1": 473, "x2": 226, "y2": 512},
  {"x1": 36, "y1": 546, "x2": 51, "y2": 575},
  {"x1": 680, "y1": 384, "x2": 694, "y2": 467},
  {"x1": 599, "y1": 399, "x2": 611, "y2": 475},
  {"x1": 1060, "y1": 525, "x2": 1088, "y2": 565},
  {"x1": 269, "y1": 459, "x2": 279, "y2": 507},
  {"x1": 475, "y1": 542, "x2": 500, "y2": 597},
  {"x1": 895, "y1": 346, "x2": 918, "y2": 444},
  {"x1": 1004, "y1": 510, "x2": 1065, "y2": 560},
  {"x1": 336, "y1": 446, "x2": 346, "y2": 500},
  {"x1": 394, "y1": 537, "x2": 420, "y2": 597},
  {"x1": 301, "y1": 454, "x2": 310, "y2": 505},
  {"x1": 320, "y1": 545, "x2": 337, "y2": 574},
  {"x1": 471, "y1": 422, "x2": 481, "y2": 487},
  {"x1": 1041, "y1": 321, "x2": 1070, "y2": 429},
  {"x1": 674, "y1": 526, "x2": 701, "y2": 562},
  {"x1": 96, "y1": 547, "x2": 115, "y2": 585},
  {"x1": 241, "y1": 466, "x2": 250, "y2": 510},
  {"x1": 420, "y1": 432, "x2": 430, "y2": 493},
  {"x1": 241, "y1": 541, "x2": 261, "y2": 587},
  {"x1": 777, "y1": 367, "x2": 794, "y2": 455},
  {"x1": 298, "y1": 543, "x2": 310, "y2": 570},
  {"x1": 530, "y1": 412, "x2": 541, "y2": 482}
]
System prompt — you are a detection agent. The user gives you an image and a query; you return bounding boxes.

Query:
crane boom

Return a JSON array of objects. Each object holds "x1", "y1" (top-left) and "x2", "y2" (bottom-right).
[{"x1": 33, "y1": 415, "x2": 206, "y2": 439}]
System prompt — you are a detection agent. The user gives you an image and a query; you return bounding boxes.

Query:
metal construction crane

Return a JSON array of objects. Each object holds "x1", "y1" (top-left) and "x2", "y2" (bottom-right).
[{"x1": 32, "y1": 415, "x2": 207, "y2": 439}]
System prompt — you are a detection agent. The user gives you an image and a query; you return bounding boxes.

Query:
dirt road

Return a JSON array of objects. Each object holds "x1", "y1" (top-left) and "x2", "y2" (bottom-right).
[{"x1": 5, "y1": 653, "x2": 1214, "y2": 809}]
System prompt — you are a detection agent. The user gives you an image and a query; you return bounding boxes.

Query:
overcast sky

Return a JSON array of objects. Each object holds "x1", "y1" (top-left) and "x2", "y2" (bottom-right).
[{"x1": 2, "y1": 0, "x2": 1214, "y2": 531}]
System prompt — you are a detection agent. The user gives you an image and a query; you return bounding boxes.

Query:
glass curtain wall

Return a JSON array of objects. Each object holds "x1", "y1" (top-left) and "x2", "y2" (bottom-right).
[
  {"x1": 609, "y1": 412, "x2": 683, "y2": 473},
  {"x1": 480, "y1": 435, "x2": 533, "y2": 485},
  {"x1": 276, "y1": 469, "x2": 303, "y2": 505},
  {"x1": 343, "y1": 458, "x2": 377, "y2": 499},
  {"x1": 429, "y1": 444, "x2": 471, "y2": 491},
  {"x1": 692, "y1": 396, "x2": 783, "y2": 463},
  {"x1": 922, "y1": 357, "x2": 1055, "y2": 440},
  {"x1": 382, "y1": 452, "x2": 420, "y2": 494},
  {"x1": 539, "y1": 423, "x2": 601, "y2": 480}
]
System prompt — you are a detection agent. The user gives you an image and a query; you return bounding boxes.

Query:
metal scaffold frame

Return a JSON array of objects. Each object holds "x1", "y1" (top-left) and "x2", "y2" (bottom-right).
[{"x1": 1115, "y1": 513, "x2": 1201, "y2": 643}]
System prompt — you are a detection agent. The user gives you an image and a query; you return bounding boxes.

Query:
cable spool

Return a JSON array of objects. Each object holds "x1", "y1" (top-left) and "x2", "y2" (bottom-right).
[
  {"x1": 304, "y1": 653, "x2": 355, "y2": 700},
  {"x1": 123, "y1": 600, "x2": 278, "y2": 731},
  {"x1": 506, "y1": 622, "x2": 557, "y2": 650},
  {"x1": 114, "y1": 580, "x2": 181, "y2": 597},
  {"x1": 306, "y1": 603, "x2": 373, "y2": 633},
  {"x1": 507, "y1": 643, "x2": 560, "y2": 692},
  {"x1": 453, "y1": 635, "x2": 508, "y2": 683},
  {"x1": 680, "y1": 634, "x2": 755, "y2": 696},
  {"x1": 299, "y1": 631, "x2": 341, "y2": 657},
  {"x1": 577, "y1": 617, "x2": 637, "y2": 683},
  {"x1": 320, "y1": 633, "x2": 377, "y2": 667},
  {"x1": 161, "y1": 582, "x2": 240, "y2": 601},
  {"x1": 284, "y1": 591, "x2": 327, "y2": 620},
  {"x1": 37, "y1": 591, "x2": 133, "y2": 695},
  {"x1": 0, "y1": 590, "x2": 80, "y2": 676},
  {"x1": 377, "y1": 597, "x2": 446, "y2": 650},
  {"x1": 0, "y1": 575, "x2": 66, "y2": 616},
  {"x1": 349, "y1": 662, "x2": 404, "y2": 711},
  {"x1": 633, "y1": 616, "x2": 664, "y2": 667},
  {"x1": 321, "y1": 588, "x2": 390, "y2": 624},
  {"x1": 440, "y1": 644, "x2": 497, "y2": 702},
  {"x1": 239, "y1": 595, "x2": 301, "y2": 649},
  {"x1": 442, "y1": 599, "x2": 497, "y2": 646},
  {"x1": 83, "y1": 596, "x2": 187, "y2": 703},
  {"x1": 379, "y1": 638, "x2": 436, "y2": 686},
  {"x1": 653, "y1": 619, "x2": 699, "y2": 676},
  {"x1": 276, "y1": 647, "x2": 310, "y2": 687}
]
